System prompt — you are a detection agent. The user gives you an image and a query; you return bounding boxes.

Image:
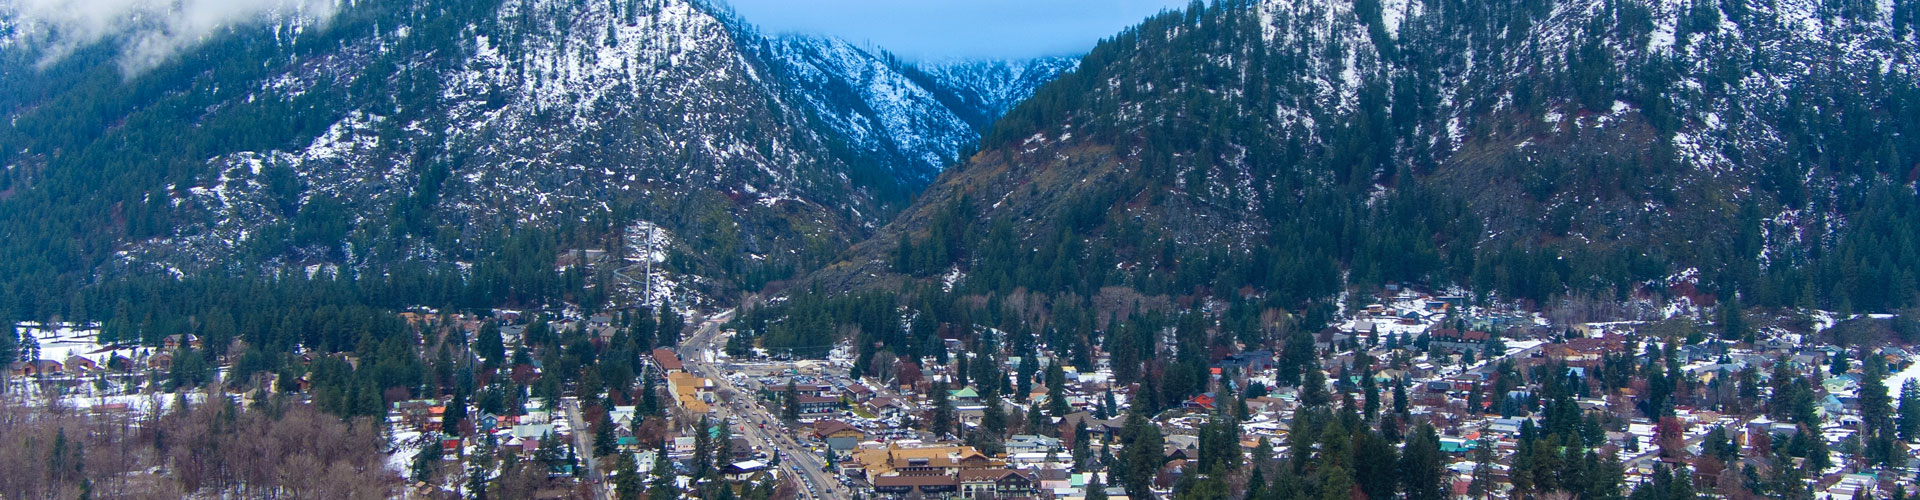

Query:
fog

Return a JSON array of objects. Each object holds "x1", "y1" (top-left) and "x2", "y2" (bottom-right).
[{"x1": 2, "y1": 0, "x2": 339, "y2": 74}]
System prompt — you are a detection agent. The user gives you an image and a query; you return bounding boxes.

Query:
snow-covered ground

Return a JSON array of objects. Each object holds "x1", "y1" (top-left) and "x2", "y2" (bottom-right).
[
  {"x1": 1887, "y1": 359, "x2": 1920, "y2": 409},
  {"x1": 16, "y1": 322, "x2": 143, "y2": 366}
]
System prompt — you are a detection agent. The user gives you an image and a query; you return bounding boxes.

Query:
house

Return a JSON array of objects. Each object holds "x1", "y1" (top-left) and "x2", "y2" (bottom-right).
[
  {"x1": 722, "y1": 460, "x2": 769, "y2": 480},
  {"x1": 1005, "y1": 434, "x2": 1063, "y2": 455},
  {"x1": 147, "y1": 352, "x2": 174, "y2": 371},
  {"x1": 652, "y1": 348, "x2": 684, "y2": 374},
  {"x1": 853, "y1": 444, "x2": 1000, "y2": 478},
  {"x1": 1183, "y1": 393, "x2": 1217, "y2": 411},
  {"x1": 948, "y1": 386, "x2": 982, "y2": 405},
  {"x1": 63, "y1": 355, "x2": 100, "y2": 375},
  {"x1": 958, "y1": 468, "x2": 1035, "y2": 499},
  {"x1": 1430, "y1": 329, "x2": 1489, "y2": 353},
  {"x1": 12, "y1": 359, "x2": 63, "y2": 377},
  {"x1": 872, "y1": 473, "x2": 958, "y2": 499},
  {"x1": 847, "y1": 383, "x2": 876, "y2": 402},
  {"x1": 1216, "y1": 350, "x2": 1275, "y2": 374},
  {"x1": 813, "y1": 420, "x2": 866, "y2": 451},
  {"x1": 866, "y1": 396, "x2": 910, "y2": 418},
  {"x1": 795, "y1": 395, "x2": 840, "y2": 416},
  {"x1": 671, "y1": 436, "x2": 698, "y2": 458},
  {"x1": 666, "y1": 372, "x2": 714, "y2": 414},
  {"x1": 163, "y1": 334, "x2": 201, "y2": 350}
]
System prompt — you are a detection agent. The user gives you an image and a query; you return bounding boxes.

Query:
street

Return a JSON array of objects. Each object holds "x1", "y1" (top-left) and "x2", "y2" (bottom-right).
[
  {"x1": 679, "y1": 311, "x2": 851, "y2": 500},
  {"x1": 564, "y1": 398, "x2": 612, "y2": 500}
]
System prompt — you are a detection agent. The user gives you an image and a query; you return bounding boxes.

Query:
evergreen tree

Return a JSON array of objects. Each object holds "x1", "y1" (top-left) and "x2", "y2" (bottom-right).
[
  {"x1": 616, "y1": 450, "x2": 643, "y2": 500},
  {"x1": 1118, "y1": 410, "x2": 1164, "y2": 499},
  {"x1": 693, "y1": 416, "x2": 713, "y2": 479},
  {"x1": 595, "y1": 410, "x2": 619, "y2": 457},
  {"x1": 782, "y1": 379, "x2": 801, "y2": 421},
  {"x1": 982, "y1": 394, "x2": 1007, "y2": 436},
  {"x1": 476, "y1": 322, "x2": 505, "y2": 366},
  {"x1": 1899, "y1": 379, "x2": 1920, "y2": 441},
  {"x1": 1047, "y1": 362, "x2": 1070, "y2": 419},
  {"x1": 0, "y1": 317, "x2": 16, "y2": 382},
  {"x1": 931, "y1": 380, "x2": 955, "y2": 437},
  {"x1": 1300, "y1": 359, "x2": 1330, "y2": 407},
  {"x1": 1393, "y1": 377, "x2": 1410, "y2": 415},
  {"x1": 1401, "y1": 423, "x2": 1447, "y2": 500},
  {"x1": 1086, "y1": 475, "x2": 1108, "y2": 500},
  {"x1": 1862, "y1": 354, "x2": 1893, "y2": 436},
  {"x1": 466, "y1": 461, "x2": 489, "y2": 500},
  {"x1": 1017, "y1": 355, "x2": 1038, "y2": 399},
  {"x1": 413, "y1": 433, "x2": 444, "y2": 483},
  {"x1": 1073, "y1": 421, "x2": 1091, "y2": 471},
  {"x1": 649, "y1": 443, "x2": 675, "y2": 500},
  {"x1": 1831, "y1": 349, "x2": 1852, "y2": 376},
  {"x1": 1469, "y1": 435, "x2": 1496, "y2": 499},
  {"x1": 1721, "y1": 300, "x2": 1747, "y2": 341},
  {"x1": 445, "y1": 392, "x2": 470, "y2": 435},
  {"x1": 641, "y1": 372, "x2": 660, "y2": 416}
]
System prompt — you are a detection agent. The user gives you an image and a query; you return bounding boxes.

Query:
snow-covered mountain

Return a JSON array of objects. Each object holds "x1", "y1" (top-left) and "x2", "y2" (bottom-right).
[
  {"x1": 758, "y1": 36, "x2": 1074, "y2": 184},
  {"x1": 818, "y1": 0, "x2": 1920, "y2": 311},
  {"x1": 0, "y1": 0, "x2": 1068, "y2": 295}
]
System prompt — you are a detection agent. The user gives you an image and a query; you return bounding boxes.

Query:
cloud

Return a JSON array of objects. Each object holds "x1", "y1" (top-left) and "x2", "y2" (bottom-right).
[
  {"x1": 719, "y1": 0, "x2": 1189, "y2": 61},
  {"x1": 2, "y1": 0, "x2": 338, "y2": 75}
]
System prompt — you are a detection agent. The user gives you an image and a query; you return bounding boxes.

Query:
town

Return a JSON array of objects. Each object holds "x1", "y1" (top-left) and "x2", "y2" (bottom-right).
[{"x1": 8, "y1": 280, "x2": 1920, "y2": 500}]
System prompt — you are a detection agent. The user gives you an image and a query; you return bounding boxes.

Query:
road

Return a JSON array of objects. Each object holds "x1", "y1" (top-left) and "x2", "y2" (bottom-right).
[
  {"x1": 564, "y1": 398, "x2": 612, "y2": 500},
  {"x1": 678, "y1": 311, "x2": 852, "y2": 500}
]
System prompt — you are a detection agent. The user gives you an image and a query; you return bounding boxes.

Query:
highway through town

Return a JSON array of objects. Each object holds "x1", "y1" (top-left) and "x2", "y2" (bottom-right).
[{"x1": 678, "y1": 311, "x2": 851, "y2": 500}]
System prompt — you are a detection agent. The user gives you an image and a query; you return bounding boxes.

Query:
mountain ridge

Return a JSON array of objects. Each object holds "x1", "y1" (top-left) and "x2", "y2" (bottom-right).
[
  {"x1": 0, "y1": 0, "x2": 1070, "y2": 313},
  {"x1": 809, "y1": 0, "x2": 1920, "y2": 314}
]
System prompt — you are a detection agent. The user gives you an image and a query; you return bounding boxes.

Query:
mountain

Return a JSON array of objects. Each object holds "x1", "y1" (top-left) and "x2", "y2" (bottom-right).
[
  {"x1": 814, "y1": 0, "x2": 1920, "y2": 315},
  {"x1": 0, "y1": 0, "x2": 1068, "y2": 313},
  {"x1": 756, "y1": 36, "x2": 1076, "y2": 185}
]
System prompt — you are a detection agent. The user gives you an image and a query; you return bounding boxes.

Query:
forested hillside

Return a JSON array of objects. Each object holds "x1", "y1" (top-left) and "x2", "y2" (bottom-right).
[
  {"x1": 0, "y1": 0, "x2": 1068, "y2": 322},
  {"x1": 813, "y1": 0, "x2": 1920, "y2": 316}
]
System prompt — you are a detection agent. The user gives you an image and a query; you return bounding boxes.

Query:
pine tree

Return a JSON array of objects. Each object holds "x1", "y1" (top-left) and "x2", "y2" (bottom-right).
[
  {"x1": 1017, "y1": 355, "x2": 1038, "y2": 399},
  {"x1": 1086, "y1": 475, "x2": 1109, "y2": 500},
  {"x1": 414, "y1": 433, "x2": 444, "y2": 483},
  {"x1": 466, "y1": 461, "x2": 489, "y2": 500},
  {"x1": 1394, "y1": 377, "x2": 1410, "y2": 416},
  {"x1": 1300, "y1": 359, "x2": 1329, "y2": 407},
  {"x1": 595, "y1": 410, "x2": 619, "y2": 457},
  {"x1": 1831, "y1": 349, "x2": 1852, "y2": 376},
  {"x1": 1118, "y1": 410, "x2": 1164, "y2": 499},
  {"x1": 982, "y1": 394, "x2": 1007, "y2": 436},
  {"x1": 477, "y1": 322, "x2": 505, "y2": 365},
  {"x1": 649, "y1": 443, "x2": 675, "y2": 500},
  {"x1": 1862, "y1": 355, "x2": 1894, "y2": 437},
  {"x1": 1073, "y1": 421, "x2": 1091, "y2": 470},
  {"x1": 1400, "y1": 423, "x2": 1447, "y2": 500},
  {"x1": 1721, "y1": 299, "x2": 1747, "y2": 341},
  {"x1": 1898, "y1": 379, "x2": 1920, "y2": 441},
  {"x1": 782, "y1": 379, "x2": 800, "y2": 421},
  {"x1": 1469, "y1": 435, "x2": 1496, "y2": 499},
  {"x1": 0, "y1": 317, "x2": 15, "y2": 388},
  {"x1": 931, "y1": 380, "x2": 955, "y2": 437},
  {"x1": 693, "y1": 416, "x2": 713, "y2": 479},
  {"x1": 616, "y1": 450, "x2": 643, "y2": 500},
  {"x1": 1047, "y1": 362, "x2": 1070, "y2": 419}
]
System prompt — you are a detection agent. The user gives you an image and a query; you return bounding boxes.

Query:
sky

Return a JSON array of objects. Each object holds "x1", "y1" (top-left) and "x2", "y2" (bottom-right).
[{"x1": 717, "y1": 0, "x2": 1192, "y2": 61}]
